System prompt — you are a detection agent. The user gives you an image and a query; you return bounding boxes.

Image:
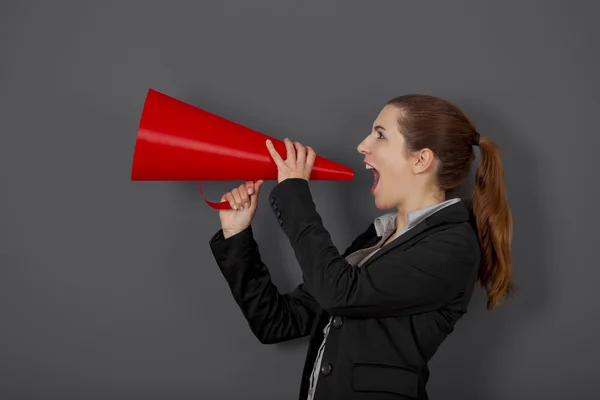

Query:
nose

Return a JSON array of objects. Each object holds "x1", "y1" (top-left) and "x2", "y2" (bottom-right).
[{"x1": 357, "y1": 137, "x2": 370, "y2": 154}]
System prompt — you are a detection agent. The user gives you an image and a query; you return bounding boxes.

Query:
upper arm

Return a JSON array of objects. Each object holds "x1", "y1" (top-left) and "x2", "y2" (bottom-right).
[
  {"x1": 282, "y1": 282, "x2": 321, "y2": 332},
  {"x1": 317, "y1": 227, "x2": 480, "y2": 318}
]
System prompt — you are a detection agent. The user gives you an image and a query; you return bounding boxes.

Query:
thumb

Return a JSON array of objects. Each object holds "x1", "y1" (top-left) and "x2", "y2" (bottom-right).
[
  {"x1": 256, "y1": 179, "x2": 264, "y2": 192},
  {"x1": 249, "y1": 180, "x2": 264, "y2": 209}
]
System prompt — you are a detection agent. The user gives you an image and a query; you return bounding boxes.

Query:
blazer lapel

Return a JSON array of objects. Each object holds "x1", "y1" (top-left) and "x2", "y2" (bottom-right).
[
  {"x1": 341, "y1": 223, "x2": 379, "y2": 257},
  {"x1": 358, "y1": 220, "x2": 431, "y2": 269}
]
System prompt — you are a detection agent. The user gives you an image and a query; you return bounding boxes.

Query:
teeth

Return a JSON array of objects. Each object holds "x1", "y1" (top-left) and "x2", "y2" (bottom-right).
[{"x1": 365, "y1": 164, "x2": 373, "y2": 170}]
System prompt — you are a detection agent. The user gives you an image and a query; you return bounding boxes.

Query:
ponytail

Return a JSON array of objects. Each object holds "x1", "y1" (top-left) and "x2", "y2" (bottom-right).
[{"x1": 471, "y1": 135, "x2": 514, "y2": 310}]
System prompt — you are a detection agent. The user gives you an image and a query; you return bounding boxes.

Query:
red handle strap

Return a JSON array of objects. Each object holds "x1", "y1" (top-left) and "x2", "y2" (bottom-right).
[{"x1": 198, "y1": 182, "x2": 232, "y2": 210}]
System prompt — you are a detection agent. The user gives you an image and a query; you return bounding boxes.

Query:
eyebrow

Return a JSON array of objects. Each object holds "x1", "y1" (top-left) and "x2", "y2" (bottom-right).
[{"x1": 374, "y1": 125, "x2": 386, "y2": 131}]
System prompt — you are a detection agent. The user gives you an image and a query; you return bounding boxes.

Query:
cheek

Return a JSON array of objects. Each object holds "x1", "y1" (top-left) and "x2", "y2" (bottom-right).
[
  {"x1": 385, "y1": 160, "x2": 410, "y2": 183},
  {"x1": 380, "y1": 161, "x2": 412, "y2": 202}
]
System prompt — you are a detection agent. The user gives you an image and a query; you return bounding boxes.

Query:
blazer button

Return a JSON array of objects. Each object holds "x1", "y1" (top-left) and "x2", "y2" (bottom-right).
[
  {"x1": 278, "y1": 218, "x2": 283, "y2": 226},
  {"x1": 269, "y1": 197, "x2": 275, "y2": 205},
  {"x1": 320, "y1": 362, "x2": 332, "y2": 376},
  {"x1": 332, "y1": 316, "x2": 343, "y2": 329},
  {"x1": 276, "y1": 210, "x2": 281, "y2": 217}
]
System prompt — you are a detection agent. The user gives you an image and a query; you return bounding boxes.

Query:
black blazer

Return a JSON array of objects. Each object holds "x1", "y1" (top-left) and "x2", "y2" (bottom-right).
[{"x1": 209, "y1": 178, "x2": 481, "y2": 400}]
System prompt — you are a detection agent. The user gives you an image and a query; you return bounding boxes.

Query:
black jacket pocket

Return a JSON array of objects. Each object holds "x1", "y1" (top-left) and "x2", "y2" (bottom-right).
[{"x1": 352, "y1": 363, "x2": 419, "y2": 398}]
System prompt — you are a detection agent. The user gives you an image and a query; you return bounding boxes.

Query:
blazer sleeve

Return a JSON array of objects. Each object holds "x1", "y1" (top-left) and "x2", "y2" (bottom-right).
[
  {"x1": 268, "y1": 178, "x2": 478, "y2": 318},
  {"x1": 209, "y1": 225, "x2": 321, "y2": 344}
]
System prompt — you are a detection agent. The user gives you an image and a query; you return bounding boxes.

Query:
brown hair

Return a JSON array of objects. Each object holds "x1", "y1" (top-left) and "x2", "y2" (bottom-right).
[{"x1": 386, "y1": 94, "x2": 514, "y2": 310}]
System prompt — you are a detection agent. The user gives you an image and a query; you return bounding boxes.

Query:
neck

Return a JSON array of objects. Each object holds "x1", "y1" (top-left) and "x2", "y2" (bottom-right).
[{"x1": 395, "y1": 189, "x2": 446, "y2": 233}]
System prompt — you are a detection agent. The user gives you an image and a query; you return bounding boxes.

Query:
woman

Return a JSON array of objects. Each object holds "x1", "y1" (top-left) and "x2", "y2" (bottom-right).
[{"x1": 209, "y1": 94, "x2": 513, "y2": 400}]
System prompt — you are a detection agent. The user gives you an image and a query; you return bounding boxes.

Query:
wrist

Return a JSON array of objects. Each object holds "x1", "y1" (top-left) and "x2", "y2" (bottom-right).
[{"x1": 222, "y1": 227, "x2": 246, "y2": 239}]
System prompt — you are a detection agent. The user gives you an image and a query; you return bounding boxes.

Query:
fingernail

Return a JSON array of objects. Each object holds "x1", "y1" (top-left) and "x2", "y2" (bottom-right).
[
  {"x1": 244, "y1": 202, "x2": 249, "y2": 209},
  {"x1": 232, "y1": 204, "x2": 237, "y2": 210},
  {"x1": 248, "y1": 188, "x2": 253, "y2": 195}
]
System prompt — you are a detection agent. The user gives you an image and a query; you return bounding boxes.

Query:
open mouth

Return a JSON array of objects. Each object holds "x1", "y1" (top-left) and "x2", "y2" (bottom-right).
[{"x1": 365, "y1": 163, "x2": 380, "y2": 192}]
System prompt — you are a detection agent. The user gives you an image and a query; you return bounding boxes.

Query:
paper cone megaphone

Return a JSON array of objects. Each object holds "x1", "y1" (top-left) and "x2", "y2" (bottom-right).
[{"x1": 131, "y1": 89, "x2": 354, "y2": 209}]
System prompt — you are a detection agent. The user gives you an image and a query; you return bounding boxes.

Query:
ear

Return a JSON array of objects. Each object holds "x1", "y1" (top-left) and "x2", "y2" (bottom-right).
[{"x1": 412, "y1": 148, "x2": 436, "y2": 174}]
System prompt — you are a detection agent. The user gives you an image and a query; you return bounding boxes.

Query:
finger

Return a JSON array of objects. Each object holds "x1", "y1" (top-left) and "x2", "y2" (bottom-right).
[
  {"x1": 222, "y1": 192, "x2": 237, "y2": 210},
  {"x1": 284, "y1": 138, "x2": 296, "y2": 164},
  {"x1": 238, "y1": 183, "x2": 250, "y2": 209},
  {"x1": 306, "y1": 146, "x2": 316, "y2": 170},
  {"x1": 245, "y1": 180, "x2": 255, "y2": 195},
  {"x1": 294, "y1": 142, "x2": 306, "y2": 165},
  {"x1": 231, "y1": 188, "x2": 243, "y2": 210},
  {"x1": 266, "y1": 139, "x2": 284, "y2": 167}
]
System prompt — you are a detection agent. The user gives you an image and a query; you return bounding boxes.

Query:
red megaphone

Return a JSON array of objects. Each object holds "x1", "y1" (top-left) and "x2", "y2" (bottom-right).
[{"x1": 131, "y1": 89, "x2": 354, "y2": 209}]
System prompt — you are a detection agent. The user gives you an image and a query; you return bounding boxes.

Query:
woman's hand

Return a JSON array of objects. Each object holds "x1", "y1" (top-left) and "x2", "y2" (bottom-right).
[
  {"x1": 266, "y1": 138, "x2": 316, "y2": 183},
  {"x1": 219, "y1": 180, "x2": 264, "y2": 238}
]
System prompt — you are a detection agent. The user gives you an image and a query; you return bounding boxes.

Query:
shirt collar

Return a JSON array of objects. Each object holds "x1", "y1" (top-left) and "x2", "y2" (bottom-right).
[{"x1": 373, "y1": 198, "x2": 462, "y2": 237}]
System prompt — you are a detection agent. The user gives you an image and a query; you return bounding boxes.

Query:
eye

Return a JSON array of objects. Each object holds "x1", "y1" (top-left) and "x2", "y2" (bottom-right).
[{"x1": 376, "y1": 131, "x2": 385, "y2": 139}]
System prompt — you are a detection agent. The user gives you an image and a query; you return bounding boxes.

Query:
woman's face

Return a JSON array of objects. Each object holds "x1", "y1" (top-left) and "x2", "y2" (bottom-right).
[{"x1": 356, "y1": 104, "x2": 418, "y2": 210}]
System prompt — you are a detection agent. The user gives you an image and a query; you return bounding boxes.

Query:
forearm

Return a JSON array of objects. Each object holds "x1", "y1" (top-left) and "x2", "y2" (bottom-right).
[
  {"x1": 267, "y1": 179, "x2": 357, "y2": 311},
  {"x1": 209, "y1": 225, "x2": 318, "y2": 343}
]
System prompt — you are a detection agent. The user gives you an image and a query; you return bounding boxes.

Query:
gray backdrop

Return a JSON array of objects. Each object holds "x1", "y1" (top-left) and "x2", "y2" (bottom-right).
[{"x1": 1, "y1": 1, "x2": 598, "y2": 399}]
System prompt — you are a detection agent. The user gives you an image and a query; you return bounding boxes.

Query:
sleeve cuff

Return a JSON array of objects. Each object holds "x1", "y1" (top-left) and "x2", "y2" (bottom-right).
[{"x1": 267, "y1": 178, "x2": 319, "y2": 240}]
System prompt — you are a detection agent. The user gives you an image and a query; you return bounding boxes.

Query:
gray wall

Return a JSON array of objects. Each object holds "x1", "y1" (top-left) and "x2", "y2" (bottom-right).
[{"x1": 1, "y1": 1, "x2": 598, "y2": 399}]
